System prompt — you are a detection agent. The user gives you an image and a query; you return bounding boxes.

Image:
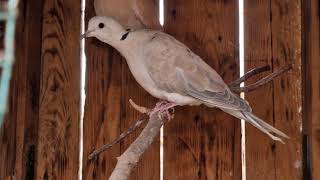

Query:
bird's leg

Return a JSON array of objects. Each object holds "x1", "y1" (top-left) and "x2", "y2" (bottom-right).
[{"x1": 149, "y1": 101, "x2": 177, "y2": 120}]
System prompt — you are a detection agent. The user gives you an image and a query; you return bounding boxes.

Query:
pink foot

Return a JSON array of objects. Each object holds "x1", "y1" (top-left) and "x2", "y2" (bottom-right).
[{"x1": 149, "y1": 101, "x2": 177, "y2": 120}]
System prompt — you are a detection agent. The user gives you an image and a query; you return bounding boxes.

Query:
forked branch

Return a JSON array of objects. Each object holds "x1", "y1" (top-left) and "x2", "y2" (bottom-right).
[
  {"x1": 228, "y1": 65, "x2": 270, "y2": 87},
  {"x1": 229, "y1": 64, "x2": 292, "y2": 93}
]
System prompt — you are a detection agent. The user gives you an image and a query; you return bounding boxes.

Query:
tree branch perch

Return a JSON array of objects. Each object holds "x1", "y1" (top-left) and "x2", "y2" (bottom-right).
[
  {"x1": 88, "y1": 64, "x2": 292, "y2": 180},
  {"x1": 109, "y1": 111, "x2": 167, "y2": 180}
]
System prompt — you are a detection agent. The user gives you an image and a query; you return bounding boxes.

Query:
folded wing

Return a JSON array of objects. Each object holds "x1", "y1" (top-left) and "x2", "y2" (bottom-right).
[{"x1": 143, "y1": 31, "x2": 251, "y2": 112}]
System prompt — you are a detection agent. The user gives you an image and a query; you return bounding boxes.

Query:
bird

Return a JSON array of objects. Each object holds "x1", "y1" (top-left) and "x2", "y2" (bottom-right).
[
  {"x1": 81, "y1": 16, "x2": 289, "y2": 143},
  {"x1": 94, "y1": 0, "x2": 161, "y2": 29}
]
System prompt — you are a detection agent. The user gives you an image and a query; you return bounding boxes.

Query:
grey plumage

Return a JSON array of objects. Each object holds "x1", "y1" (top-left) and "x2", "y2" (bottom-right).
[{"x1": 83, "y1": 16, "x2": 289, "y2": 143}]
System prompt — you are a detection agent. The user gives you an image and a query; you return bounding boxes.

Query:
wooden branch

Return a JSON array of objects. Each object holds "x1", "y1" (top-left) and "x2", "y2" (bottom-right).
[
  {"x1": 228, "y1": 65, "x2": 271, "y2": 87},
  {"x1": 230, "y1": 64, "x2": 292, "y2": 93},
  {"x1": 109, "y1": 112, "x2": 166, "y2": 180},
  {"x1": 88, "y1": 114, "x2": 148, "y2": 160},
  {"x1": 88, "y1": 99, "x2": 150, "y2": 160},
  {"x1": 129, "y1": 99, "x2": 150, "y2": 114}
]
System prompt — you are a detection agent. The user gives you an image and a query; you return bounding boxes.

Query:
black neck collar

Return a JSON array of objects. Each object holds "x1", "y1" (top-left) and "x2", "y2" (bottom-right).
[{"x1": 120, "y1": 29, "x2": 132, "y2": 41}]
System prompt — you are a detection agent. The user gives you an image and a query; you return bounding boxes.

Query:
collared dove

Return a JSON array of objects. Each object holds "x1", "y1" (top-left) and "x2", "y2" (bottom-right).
[{"x1": 82, "y1": 16, "x2": 289, "y2": 143}]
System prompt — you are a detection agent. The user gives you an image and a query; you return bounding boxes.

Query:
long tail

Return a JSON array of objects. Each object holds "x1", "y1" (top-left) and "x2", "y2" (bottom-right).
[{"x1": 221, "y1": 109, "x2": 289, "y2": 143}]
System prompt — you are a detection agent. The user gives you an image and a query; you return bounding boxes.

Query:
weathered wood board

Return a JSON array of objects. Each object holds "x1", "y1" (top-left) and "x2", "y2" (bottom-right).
[
  {"x1": 302, "y1": 0, "x2": 320, "y2": 179},
  {"x1": 164, "y1": 1, "x2": 242, "y2": 179},
  {"x1": 0, "y1": 1, "x2": 43, "y2": 179},
  {"x1": 83, "y1": 0, "x2": 160, "y2": 179},
  {"x1": 36, "y1": 0, "x2": 81, "y2": 179},
  {"x1": 0, "y1": 0, "x2": 316, "y2": 179},
  {"x1": 245, "y1": 0, "x2": 303, "y2": 179}
]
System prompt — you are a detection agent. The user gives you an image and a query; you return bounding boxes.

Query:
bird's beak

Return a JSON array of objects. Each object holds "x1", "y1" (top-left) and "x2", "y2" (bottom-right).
[{"x1": 80, "y1": 30, "x2": 94, "y2": 40}]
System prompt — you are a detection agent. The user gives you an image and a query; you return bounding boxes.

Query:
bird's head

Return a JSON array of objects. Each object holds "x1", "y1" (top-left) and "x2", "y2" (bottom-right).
[{"x1": 81, "y1": 16, "x2": 125, "y2": 44}]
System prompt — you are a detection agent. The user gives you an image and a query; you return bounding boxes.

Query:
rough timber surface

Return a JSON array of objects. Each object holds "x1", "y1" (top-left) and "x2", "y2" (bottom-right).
[
  {"x1": 0, "y1": 1, "x2": 43, "y2": 179},
  {"x1": 164, "y1": 0, "x2": 241, "y2": 179},
  {"x1": 83, "y1": 0, "x2": 160, "y2": 179},
  {"x1": 244, "y1": 1, "x2": 303, "y2": 179},
  {"x1": 36, "y1": 0, "x2": 81, "y2": 179}
]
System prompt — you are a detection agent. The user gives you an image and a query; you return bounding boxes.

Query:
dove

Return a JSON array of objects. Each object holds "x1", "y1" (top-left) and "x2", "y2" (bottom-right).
[
  {"x1": 81, "y1": 16, "x2": 289, "y2": 143},
  {"x1": 94, "y1": 0, "x2": 161, "y2": 29}
]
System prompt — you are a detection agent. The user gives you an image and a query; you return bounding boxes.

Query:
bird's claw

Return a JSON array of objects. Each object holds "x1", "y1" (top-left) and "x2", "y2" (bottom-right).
[{"x1": 149, "y1": 101, "x2": 176, "y2": 121}]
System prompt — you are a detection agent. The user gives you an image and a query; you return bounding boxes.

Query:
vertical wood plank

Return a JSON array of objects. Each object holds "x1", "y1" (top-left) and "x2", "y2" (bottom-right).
[
  {"x1": 0, "y1": 1, "x2": 43, "y2": 179},
  {"x1": 119, "y1": 55, "x2": 160, "y2": 180},
  {"x1": 36, "y1": 0, "x2": 81, "y2": 179},
  {"x1": 244, "y1": 1, "x2": 276, "y2": 179},
  {"x1": 119, "y1": 1, "x2": 160, "y2": 178},
  {"x1": 83, "y1": 1, "x2": 122, "y2": 179},
  {"x1": 245, "y1": 1, "x2": 303, "y2": 179},
  {"x1": 119, "y1": 54, "x2": 161, "y2": 179},
  {"x1": 83, "y1": 1, "x2": 160, "y2": 179},
  {"x1": 302, "y1": 0, "x2": 320, "y2": 179},
  {"x1": 164, "y1": 1, "x2": 241, "y2": 179},
  {"x1": 272, "y1": 1, "x2": 302, "y2": 179}
]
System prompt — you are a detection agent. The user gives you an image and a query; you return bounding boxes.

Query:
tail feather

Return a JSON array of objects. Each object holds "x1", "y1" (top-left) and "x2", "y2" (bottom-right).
[
  {"x1": 221, "y1": 108, "x2": 289, "y2": 143},
  {"x1": 241, "y1": 112, "x2": 289, "y2": 144},
  {"x1": 243, "y1": 112, "x2": 289, "y2": 139}
]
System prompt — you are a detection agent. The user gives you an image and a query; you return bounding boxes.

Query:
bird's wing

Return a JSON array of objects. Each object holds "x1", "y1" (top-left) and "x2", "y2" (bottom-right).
[{"x1": 143, "y1": 32, "x2": 251, "y2": 112}]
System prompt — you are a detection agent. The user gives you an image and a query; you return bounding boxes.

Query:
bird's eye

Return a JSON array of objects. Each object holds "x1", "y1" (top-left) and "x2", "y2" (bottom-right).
[{"x1": 98, "y1": 23, "x2": 105, "y2": 29}]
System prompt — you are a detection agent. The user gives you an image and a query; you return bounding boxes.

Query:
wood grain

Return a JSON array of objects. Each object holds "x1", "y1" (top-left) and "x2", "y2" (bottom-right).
[
  {"x1": 164, "y1": 1, "x2": 241, "y2": 179},
  {"x1": 83, "y1": 2, "x2": 122, "y2": 178},
  {"x1": 271, "y1": 0, "x2": 302, "y2": 179},
  {"x1": 0, "y1": 1, "x2": 43, "y2": 179},
  {"x1": 36, "y1": 0, "x2": 81, "y2": 179},
  {"x1": 245, "y1": 1, "x2": 303, "y2": 179},
  {"x1": 83, "y1": 0, "x2": 160, "y2": 179},
  {"x1": 244, "y1": 1, "x2": 276, "y2": 179},
  {"x1": 302, "y1": 0, "x2": 320, "y2": 179},
  {"x1": 118, "y1": 1, "x2": 160, "y2": 178}
]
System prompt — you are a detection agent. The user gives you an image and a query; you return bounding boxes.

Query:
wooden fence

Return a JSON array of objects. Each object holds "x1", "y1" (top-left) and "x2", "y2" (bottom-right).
[{"x1": 0, "y1": 0, "x2": 319, "y2": 179}]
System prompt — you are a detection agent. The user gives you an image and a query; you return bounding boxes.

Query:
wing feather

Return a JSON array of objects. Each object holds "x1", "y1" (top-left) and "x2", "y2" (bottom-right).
[{"x1": 143, "y1": 31, "x2": 251, "y2": 111}]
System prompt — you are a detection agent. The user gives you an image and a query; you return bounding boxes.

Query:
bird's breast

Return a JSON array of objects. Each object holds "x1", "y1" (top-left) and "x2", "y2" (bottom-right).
[
  {"x1": 124, "y1": 55, "x2": 163, "y2": 97},
  {"x1": 119, "y1": 47, "x2": 201, "y2": 106}
]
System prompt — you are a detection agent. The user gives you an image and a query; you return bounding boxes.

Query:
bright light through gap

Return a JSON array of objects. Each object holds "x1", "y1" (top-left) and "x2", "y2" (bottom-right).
[
  {"x1": 79, "y1": 0, "x2": 86, "y2": 179},
  {"x1": 239, "y1": 0, "x2": 246, "y2": 180},
  {"x1": 159, "y1": 0, "x2": 164, "y2": 26},
  {"x1": 159, "y1": 1, "x2": 164, "y2": 180}
]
